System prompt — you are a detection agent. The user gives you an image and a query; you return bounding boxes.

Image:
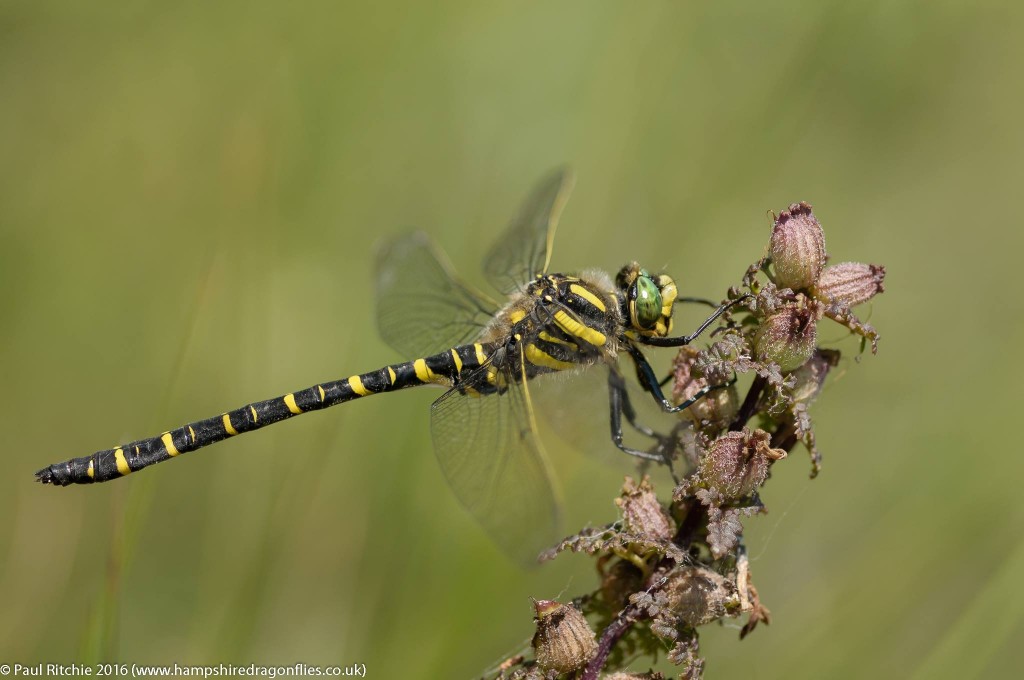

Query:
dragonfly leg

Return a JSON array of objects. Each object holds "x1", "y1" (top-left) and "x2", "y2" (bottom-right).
[
  {"x1": 610, "y1": 369, "x2": 657, "y2": 439},
  {"x1": 608, "y1": 371, "x2": 671, "y2": 464},
  {"x1": 674, "y1": 296, "x2": 718, "y2": 308},
  {"x1": 653, "y1": 296, "x2": 731, "y2": 387},
  {"x1": 625, "y1": 344, "x2": 735, "y2": 415},
  {"x1": 638, "y1": 295, "x2": 751, "y2": 348}
]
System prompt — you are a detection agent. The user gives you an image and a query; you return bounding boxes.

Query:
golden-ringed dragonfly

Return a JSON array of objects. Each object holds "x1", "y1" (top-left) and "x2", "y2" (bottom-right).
[{"x1": 36, "y1": 168, "x2": 737, "y2": 560}]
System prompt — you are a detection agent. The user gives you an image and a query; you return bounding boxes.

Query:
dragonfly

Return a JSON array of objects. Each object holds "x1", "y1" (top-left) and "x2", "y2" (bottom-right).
[{"x1": 35, "y1": 168, "x2": 735, "y2": 560}]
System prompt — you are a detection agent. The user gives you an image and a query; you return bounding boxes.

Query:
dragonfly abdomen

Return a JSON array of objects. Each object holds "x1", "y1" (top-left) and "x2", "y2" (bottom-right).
[{"x1": 35, "y1": 343, "x2": 495, "y2": 486}]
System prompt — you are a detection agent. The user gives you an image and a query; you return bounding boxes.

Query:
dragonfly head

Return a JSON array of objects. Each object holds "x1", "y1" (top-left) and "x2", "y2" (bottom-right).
[{"x1": 616, "y1": 262, "x2": 678, "y2": 338}]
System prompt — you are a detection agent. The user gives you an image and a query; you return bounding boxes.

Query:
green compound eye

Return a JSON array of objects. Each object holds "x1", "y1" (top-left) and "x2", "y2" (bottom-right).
[{"x1": 632, "y1": 274, "x2": 663, "y2": 330}]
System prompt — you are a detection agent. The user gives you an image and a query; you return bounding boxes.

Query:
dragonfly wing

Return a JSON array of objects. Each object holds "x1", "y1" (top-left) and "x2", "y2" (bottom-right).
[
  {"x1": 430, "y1": 352, "x2": 561, "y2": 563},
  {"x1": 483, "y1": 167, "x2": 575, "y2": 294},
  {"x1": 532, "y1": 359, "x2": 683, "y2": 468},
  {"x1": 376, "y1": 232, "x2": 499, "y2": 358}
]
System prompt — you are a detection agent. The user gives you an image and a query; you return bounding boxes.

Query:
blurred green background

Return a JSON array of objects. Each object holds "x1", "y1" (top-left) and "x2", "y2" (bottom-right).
[{"x1": 2, "y1": 1, "x2": 1021, "y2": 678}]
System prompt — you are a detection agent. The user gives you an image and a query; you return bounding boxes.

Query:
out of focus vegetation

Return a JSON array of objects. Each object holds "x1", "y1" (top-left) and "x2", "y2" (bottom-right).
[{"x1": 1, "y1": 2, "x2": 1021, "y2": 678}]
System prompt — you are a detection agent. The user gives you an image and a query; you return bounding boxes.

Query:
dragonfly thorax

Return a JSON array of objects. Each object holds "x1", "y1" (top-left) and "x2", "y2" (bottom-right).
[{"x1": 481, "y1": 272, "x2": 622, "y2": 355}]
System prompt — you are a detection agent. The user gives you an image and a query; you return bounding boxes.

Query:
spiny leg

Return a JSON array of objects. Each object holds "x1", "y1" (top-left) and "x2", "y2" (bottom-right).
[
  {"x1": 624, "y1": 343, "x2": 736, "y2": 415},
  {"x1": 647, "y1": 294, "x2": 752, "y2": 388},
  {"x1": 638, "y1": 295, "x2": 751, "y2": 348},
  {"x1": 608, "y1": 370, "x2": 668, "y2": 463},
  {"x1": 674, "y1": 296, "x2": 718, "y2": 308},
  {"x1": 609, "y1": 367, "x2": 659, "y2": 439}
]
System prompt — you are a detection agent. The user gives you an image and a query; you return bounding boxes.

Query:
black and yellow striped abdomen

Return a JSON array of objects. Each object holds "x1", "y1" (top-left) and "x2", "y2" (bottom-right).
[
  {"x1": 37, "y1": 272, "x2": 626, "y2": 487},
  {"x1": 36, "y1": 343, "x2": 495, "y2": 486}
]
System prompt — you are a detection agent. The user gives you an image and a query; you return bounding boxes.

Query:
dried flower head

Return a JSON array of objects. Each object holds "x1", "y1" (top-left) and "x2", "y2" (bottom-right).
[
  {"x1": 812, "y1": 261, "x2": 886, "y2": 307},
  {"x1": 662, "y1": 566, "x2": 739, "y2": 627},
  {"x1": 754, "y1": 301, "x2": 818, "y2": 372},
  {"x1": 694, "y1": 429, "x2": 786, "y2": 503},
  {"x1": 531, "y1": 600, "x2": 597, "y2": 674},
  {"x1": 769, "y1": 202, "x2": 827, "y2": 290},
  {"x1": 616, "y1": 476, "x2": 675, "y2": 541}
]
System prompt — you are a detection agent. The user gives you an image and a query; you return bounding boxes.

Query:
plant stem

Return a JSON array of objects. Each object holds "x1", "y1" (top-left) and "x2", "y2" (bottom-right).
[
  {"x1": 581, "y1": 607, "x2": 643, "y2": 680},
  {"x1": 730, "y1": 374, "x2": 767, "y2": 431}
]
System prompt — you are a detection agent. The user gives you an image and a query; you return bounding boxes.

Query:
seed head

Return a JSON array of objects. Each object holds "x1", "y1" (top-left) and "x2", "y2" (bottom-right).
[
  {"x1": 662, "y1": 566, "x2": 738, "y2": 627},
  {"x1": 531, "y1": 600, "x2": 597, "y2": 674},
  {"x1": 770, "y1": 202, "x2": 827, "y2": 290},
  {"x1": 753, "y1": 302, "x2": 818, "y2": 372},
  {"x1": 812, "y1": 261, "x2": 886, "y2": 307},
  {"x1": 698, "y1": 429, "x2": 786, "y2": 502},
  {"x1": 616, "y1": 476, "x2": 675, "y2": 541}
]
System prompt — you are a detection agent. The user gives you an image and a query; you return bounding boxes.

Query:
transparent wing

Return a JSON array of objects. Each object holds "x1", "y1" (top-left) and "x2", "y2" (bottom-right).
[
  {"x1": 483, "y1": 167, "x2": 575, "y2": 293},
  {"x1": 532, "y1": 360, "x2": 680, "y2": 468},
  {"x1": 430, "y1": 349, "x2": 561, "y2": 564},
  {"x1": 532, "y1": 363, "x2": 618, "y2": 461},
  {"x1": 376, "y1": 232, "x2": 499, "y2": 358}
]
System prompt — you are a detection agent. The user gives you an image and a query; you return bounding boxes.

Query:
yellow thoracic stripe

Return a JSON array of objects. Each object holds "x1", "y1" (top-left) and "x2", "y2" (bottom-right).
[
  {"x1": 387, "y1": 366, "x2": 397, "y2": 384},
  {"x1": 451, "y1": 348, "x2": 463, "y2": 374},
  {"x1": 569, "y1": 283, "x2": 607, "y2": 312},
  {"x1": 284, "y1": 393, "x2": 303, "y2": 414},
  {"x1": 87, "y1": 459, "x2": 95, "y2": 479},
  {"x1": 114, "y1": 447, "x2": 131, "y2": 475},
  {"x1": 525, "y1": 343, "x2": 575, "y2": 371},
  {"x1": 509, "y1": 308, "x2": 527, "y2": 324},
  {"x1": 188, "y1": 425, "x2": 196, "y2": 443},
  {"x1": 223, "y1": 414, "x2": 239, "y2": 436},
  {"x1": 474, "y1": 343, "x2": 487, "y2": 364},
  {"x1": 162, "y1": 433, "x2": 180, "y2": 457},
  {"x1": 347, "y1": 376, "x2": 372, "y2": 397},
  {"x1": 553, "y1": 309, "x2": 607, "y2": 347},
  {"x1": 250, "y1": 405, "x2": 258, "y2": 422},
  {"x1": 317, "y1": 385, "x2": 326, "y2": 402}
]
